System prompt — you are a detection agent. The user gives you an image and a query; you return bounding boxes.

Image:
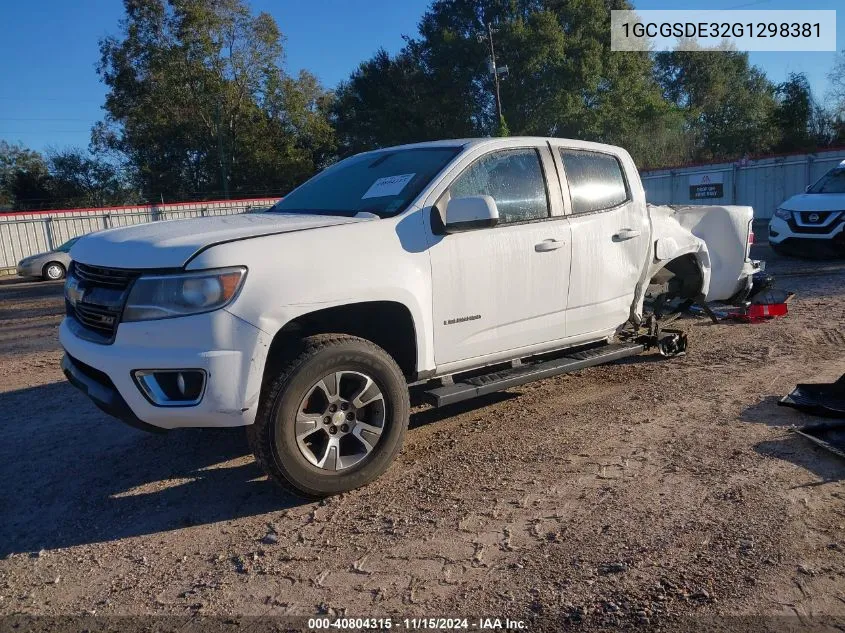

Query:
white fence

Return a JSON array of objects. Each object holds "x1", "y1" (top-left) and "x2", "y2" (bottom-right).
[
  {"x1": 641, "y1": 148, "x2": 845, "y2": 220},
  {"x1": 0, "y1": 198, "x2": 280, "y2": 274}
]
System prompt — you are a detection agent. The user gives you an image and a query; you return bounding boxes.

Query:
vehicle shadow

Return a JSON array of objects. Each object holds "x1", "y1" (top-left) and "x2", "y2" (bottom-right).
[
  {"x1": 612, "y1": 353, "x2": 674, "y2": 366},
  {"x1": 1, "y1": 381, "x2": 521, "y2": 556},
  {"x1": 0, "y1": 381, "x2": 301, "y2": 557},
  {"x1": 408, "y1": 390, "x2": 517, "y2": 429},
  {"x1": 741, "y1": 395, "x2": 800, "y2": 428},
  {"x1": 741, "y1": 396, "x2": 844, "y2": 484}
]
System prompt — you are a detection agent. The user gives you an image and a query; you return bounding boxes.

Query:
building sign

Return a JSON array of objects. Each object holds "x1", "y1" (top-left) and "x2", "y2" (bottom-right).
[{"x1": 689, "y1": 173, "x2": 724, "y2": 199}]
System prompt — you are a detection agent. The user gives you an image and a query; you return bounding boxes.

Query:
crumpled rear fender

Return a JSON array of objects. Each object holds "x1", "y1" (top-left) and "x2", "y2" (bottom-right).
[
  {"x1": 629, "y1": 204, "x2": 712, "y2": 324},
  {"x1": 672, "y1": 204, "x2": 755, "y2": 302}
]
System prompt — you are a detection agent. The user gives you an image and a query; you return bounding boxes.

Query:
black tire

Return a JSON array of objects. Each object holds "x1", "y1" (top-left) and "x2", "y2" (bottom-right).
[
  {"x1": 42, "y1": 261, "x2": 66, "y2": 281},
  {"x1": 247, "y1": 334, "x2": 410, "y2": 498}
]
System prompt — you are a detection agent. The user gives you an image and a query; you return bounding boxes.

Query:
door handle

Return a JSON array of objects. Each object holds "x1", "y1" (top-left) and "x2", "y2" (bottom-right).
[
  {"x1": 534, "y1": 239, "x2": 565, "y2": 252},
  {"x1": 613, "y1": 228, "x2": 641, "y2": 242}
]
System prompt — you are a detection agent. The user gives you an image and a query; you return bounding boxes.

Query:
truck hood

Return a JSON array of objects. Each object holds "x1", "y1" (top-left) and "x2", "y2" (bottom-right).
[
  {"x1": 70, "y1": 212, "x2": 370, "y2": 269},
  {"x1": 779, "y1": 192, "x2": 845, "y2": 212}
]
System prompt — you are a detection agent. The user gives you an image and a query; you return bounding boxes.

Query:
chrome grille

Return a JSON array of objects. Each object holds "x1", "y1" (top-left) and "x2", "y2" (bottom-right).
[
  {"x1": 788, "y1": 210, "x2": 843, "y2": 235},
  {"x1": 73, "y1": 303, "x2": 120, "y2": 337},
  {"x1": 799, "y1": 211, "x2": 831, "y2": 224},
  {"x1": 73, "y1": 262, "x2": 137, "y2": 289},
  {"x1": 67, "y1": 263, "x2": 141, "y2": 343}
]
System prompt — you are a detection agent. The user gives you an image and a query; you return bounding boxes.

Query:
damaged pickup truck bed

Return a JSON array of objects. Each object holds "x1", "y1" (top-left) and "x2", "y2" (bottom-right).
[
  {"x1": 60, "y1": 137, "x2": 759, "y2": 496},
  {"x1": 646, "y1": 203, "x2": 760, "y2": 311}
]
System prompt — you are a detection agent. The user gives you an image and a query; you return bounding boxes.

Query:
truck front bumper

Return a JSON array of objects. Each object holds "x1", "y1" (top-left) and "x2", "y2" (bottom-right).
[
  {"x1": 61, "y1": 354, "x2": 165, "y2": 433},
  {"x1": 59, "y1": 309, "x2": 272, "y2": 431}
]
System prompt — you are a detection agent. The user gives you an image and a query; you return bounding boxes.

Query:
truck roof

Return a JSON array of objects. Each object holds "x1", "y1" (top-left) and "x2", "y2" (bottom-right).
[{"x1": 377, "y1": 137, "x2": 627, "y2": 155}]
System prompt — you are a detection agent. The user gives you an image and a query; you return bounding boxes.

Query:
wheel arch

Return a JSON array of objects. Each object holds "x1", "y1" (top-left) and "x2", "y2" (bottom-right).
[
  {"x1": 649, "y1": 252, "x2": 709, "y2": 300},
  {"x1": 631, "y1": 237, "x2": 712, "y2": 324},
  {"x1": 261, "y1": 300, "x2": 420, "y2": 392}
]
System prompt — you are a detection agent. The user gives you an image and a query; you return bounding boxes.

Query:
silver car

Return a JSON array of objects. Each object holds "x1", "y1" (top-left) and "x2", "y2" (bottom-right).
[{"x1": 16, "y1": 236, "x2": 79, "y2": 281}]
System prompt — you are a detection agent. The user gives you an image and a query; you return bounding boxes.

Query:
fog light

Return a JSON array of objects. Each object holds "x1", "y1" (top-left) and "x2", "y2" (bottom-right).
[{"x1": 133, "y1": 369, "x2": 206, "y2": 406}]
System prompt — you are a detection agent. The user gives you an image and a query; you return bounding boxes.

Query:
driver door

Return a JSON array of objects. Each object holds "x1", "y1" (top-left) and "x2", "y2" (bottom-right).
[{"x1": 426, "y1": 145, "x2": 572, "y2": 370}]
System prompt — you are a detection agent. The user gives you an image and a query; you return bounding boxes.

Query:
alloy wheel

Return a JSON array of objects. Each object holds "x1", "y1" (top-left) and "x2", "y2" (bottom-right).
[{"x1": 294, "y1": 370, "x2": 386, "y2": 471}]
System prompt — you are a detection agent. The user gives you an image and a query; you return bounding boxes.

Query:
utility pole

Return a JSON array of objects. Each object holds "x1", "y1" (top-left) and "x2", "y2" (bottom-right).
[
  {"x1": 479, "y1": 23, "x2": 508, "y2": 133},
  {"x1": 486, "y1": 22, "x2": 503, "y2": 124}
]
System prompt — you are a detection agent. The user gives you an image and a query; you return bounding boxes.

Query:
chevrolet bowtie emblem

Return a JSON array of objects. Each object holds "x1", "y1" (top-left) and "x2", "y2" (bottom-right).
[{"x1": 66, "y1": 278, "x2": 84, "y2": 304}]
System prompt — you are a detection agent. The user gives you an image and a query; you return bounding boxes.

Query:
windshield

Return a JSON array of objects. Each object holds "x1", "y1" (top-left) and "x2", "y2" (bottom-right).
[
  {"x1": 808, "y1": 167, "x2": 845, "y2": 194},
  {"x1": 269, "y1": 147, "x2": 462, "y2": 217},
  {"x1": 56, "y1": 237, "x2": 79, "y2": 252}
]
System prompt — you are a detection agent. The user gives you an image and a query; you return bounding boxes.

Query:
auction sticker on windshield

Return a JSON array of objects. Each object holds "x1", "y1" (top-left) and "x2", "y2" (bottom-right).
[{"x1": 362, "y1": 173, "x2": 416, "y2": 199}]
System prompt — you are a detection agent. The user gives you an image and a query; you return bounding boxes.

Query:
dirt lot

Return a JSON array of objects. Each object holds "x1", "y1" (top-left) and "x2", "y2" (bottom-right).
[{"x1": 0, "y1": 245, "x2": 843, "y2": 631}]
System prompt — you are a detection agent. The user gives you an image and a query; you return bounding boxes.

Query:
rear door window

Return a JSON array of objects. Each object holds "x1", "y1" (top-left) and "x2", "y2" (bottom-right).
[{"x1": 559, "y1": 149, "x2": 629, "y2": 214}]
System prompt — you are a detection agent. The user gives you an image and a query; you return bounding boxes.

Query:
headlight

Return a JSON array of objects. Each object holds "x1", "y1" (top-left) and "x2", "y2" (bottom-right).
[
  {"x1": 774, "y1": 207, "x2": 792, "y2": 220},
  {"x1": 122, "y1": 267, "x2": 247, "y2": 322}
]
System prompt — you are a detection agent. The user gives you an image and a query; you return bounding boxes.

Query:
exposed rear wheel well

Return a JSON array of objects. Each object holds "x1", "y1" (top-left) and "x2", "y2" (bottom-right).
[
  {"x1": 655, "y1": 253, "x2": 704, "y2": 299},
  {"x1": 262, "y1": 301, "x2": 418, "y2": 389},
  {"x1": 647, "y1": 254, "x2": 705, "y2": 317}
]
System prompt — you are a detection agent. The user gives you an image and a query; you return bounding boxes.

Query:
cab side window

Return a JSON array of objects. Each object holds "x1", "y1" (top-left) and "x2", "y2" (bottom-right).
[
  {"x1": 559, "y1": 149, "x2": 629, "y2": 214},
  {"x1": 449, "y1": 149, "x2": 549, "y2": 224}
]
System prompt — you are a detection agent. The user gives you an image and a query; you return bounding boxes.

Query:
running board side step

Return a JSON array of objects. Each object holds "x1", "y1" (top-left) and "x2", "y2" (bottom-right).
[{"x1": 422, "y1": 342, "x2": 645, "y2": 407}]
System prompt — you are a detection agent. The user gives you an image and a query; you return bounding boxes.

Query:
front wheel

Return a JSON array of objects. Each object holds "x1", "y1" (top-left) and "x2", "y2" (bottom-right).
[
  {"x1": 43, "y1": 261, "x2": 66, "y2": 281},
  {"x1": 247, "y1": 334, "x2": 410, "y2": 497}
]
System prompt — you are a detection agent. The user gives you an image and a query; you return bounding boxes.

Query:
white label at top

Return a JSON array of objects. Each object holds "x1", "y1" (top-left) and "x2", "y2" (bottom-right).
[{"x1": 361, "y1": 174, "x2": 416, "y2": 199}]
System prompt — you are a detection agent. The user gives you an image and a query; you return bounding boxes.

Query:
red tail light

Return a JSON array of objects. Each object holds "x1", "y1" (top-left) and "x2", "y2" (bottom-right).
[{"x1": 745, "y1": 220, "x2": 754, "y2": 261}]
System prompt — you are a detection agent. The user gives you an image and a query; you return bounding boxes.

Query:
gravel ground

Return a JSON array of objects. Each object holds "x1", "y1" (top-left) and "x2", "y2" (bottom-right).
[{"x1": 0, "y1": 245, "x2": 843, "y2": 631}]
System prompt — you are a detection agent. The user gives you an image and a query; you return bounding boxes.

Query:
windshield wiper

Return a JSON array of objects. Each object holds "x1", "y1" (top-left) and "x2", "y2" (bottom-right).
[
  {"x1": 368, "y1": 153, "x2": 395, "y2": 168},
  {"x1": 270, "y1": 208, "x2": 358, "y2": 217}
]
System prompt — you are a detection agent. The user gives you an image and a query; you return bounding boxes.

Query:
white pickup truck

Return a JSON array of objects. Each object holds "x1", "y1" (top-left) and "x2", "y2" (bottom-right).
[{"x1": 60, "y1": 137, "x2": 758, "y2": 496}]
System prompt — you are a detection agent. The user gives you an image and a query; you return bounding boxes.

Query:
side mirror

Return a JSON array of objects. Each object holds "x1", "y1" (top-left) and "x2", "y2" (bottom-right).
[{"x1": 443, "y1": 195, "x2": 499, "y2": 233}]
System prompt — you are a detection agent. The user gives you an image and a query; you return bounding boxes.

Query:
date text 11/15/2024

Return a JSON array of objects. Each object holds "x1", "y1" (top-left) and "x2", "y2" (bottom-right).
[{"x1": 307, "y1": 617, "x2": 528, "y2": 630}]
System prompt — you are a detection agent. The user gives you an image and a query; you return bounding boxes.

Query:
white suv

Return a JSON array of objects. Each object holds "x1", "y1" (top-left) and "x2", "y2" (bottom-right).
[{"x1": 769, "y1": 161, "x2": 845, "y2": 257}]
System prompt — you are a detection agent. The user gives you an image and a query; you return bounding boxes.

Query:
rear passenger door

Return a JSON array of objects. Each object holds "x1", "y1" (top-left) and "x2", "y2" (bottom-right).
[{"x1": 550, "y1": 144, "x2": 650, "y2": 339}]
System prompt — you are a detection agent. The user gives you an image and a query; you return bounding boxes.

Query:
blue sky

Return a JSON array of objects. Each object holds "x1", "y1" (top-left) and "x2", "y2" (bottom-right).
[{"x1": 0, "y1": 0, "x2": 841, "y2": 153}]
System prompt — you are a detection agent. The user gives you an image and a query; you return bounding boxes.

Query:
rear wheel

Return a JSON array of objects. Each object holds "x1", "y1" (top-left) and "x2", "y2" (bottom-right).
[
  {"x1": 42, "y1": 262, "x2": 66, "y2": 281},
  {"x1": 247, "y1": 334, "x2": 410, "y2": 498}
]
